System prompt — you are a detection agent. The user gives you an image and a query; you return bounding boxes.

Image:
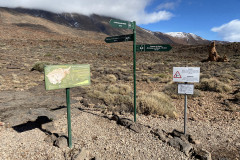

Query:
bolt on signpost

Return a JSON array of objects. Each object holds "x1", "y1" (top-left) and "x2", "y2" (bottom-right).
[
  {"x1": 106, "y1": 19, "x2": 137, "y2": 122},
  {"x1": 44, "y1": 64, "x2": 91, "y2": 148}
]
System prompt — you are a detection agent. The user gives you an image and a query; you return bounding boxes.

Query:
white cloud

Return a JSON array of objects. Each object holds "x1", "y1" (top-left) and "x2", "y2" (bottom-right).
[
  {"x1": 0, "y1": 0, "x2": 174, "y2": 25},
  {"x1": 157, "y1": 0, "x2": 181, "y2": 10},
  {"x1": 211, "y1": 19, "x2": 240, "y2": 42}
]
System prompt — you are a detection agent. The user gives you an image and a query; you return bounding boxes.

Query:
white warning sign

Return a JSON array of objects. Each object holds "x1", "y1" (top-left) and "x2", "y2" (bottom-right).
[
  {"x1": 178, "y1": 84, "x2": 194, "y2": 95},
  {"x1": 173, "y1": 67, "x2": 200, "y2": 83}
]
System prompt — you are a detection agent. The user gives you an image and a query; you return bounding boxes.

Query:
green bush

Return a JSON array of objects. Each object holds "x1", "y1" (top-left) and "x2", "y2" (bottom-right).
[
  {"x1": 196, "y1": 78, "x2": 231, "y2": 93},
  {"x1": 31, "y1": 61, "x2": 50, "y2": 72}
]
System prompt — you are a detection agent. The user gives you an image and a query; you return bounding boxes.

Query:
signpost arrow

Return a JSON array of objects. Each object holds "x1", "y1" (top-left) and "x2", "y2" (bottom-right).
[
  {"x1": 136, "y1": 44, "x2": 172, "y2": 52},
  {"x1": 105, "y1": 34, "x2": 134, "y2": 43},
  {"x1": 109, "y1": 19, "x2": 134, "y2": 29}
]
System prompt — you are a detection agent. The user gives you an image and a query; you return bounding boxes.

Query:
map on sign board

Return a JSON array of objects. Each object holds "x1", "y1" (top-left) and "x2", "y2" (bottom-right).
[
  {"x1": 178, "y1": 84, "x2": 194, "y2": 95},
  {"x1": 173, "y1": 67, "x2": 200, "y2": 83},
  {"x1": 44, "y1": 64, "x2": 90, "y2": 90}
]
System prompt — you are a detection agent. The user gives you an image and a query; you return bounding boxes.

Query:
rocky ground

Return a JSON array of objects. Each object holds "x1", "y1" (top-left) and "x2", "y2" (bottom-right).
[{"x1": 0, "y1": 16, "x2": 240, "y2": 159}]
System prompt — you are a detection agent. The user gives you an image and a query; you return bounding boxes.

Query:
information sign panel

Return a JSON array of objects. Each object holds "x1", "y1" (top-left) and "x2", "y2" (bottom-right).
[
  {"x1": 44, "y1": 64, "x2": 90, "y2": 90},
  {"x1": 136, "y1": 44, "x2": 172, "y2": 52},
  {"x1": 173, "y1": 67, "x2": 200, "y2": 83},
  {"x1": 105, "y1": 34, "x2": 133, "y2": 43},
  {"x1": 178, "y1": 84, "x2": 194, "y2": 95},
  {"x1": 109, "y1": 19, "x2": 134, "y2": 29}
]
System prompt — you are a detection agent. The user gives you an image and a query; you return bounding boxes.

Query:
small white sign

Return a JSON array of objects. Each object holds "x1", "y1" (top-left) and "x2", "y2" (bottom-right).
[
  {"x1": 178, "y1": 84, "x2": 194, "y2": 95},
  {"x1": 173, "y1": 67, "x2": 200, "y2": 83}
]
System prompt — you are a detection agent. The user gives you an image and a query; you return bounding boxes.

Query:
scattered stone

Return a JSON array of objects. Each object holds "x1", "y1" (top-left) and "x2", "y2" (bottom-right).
[
  {"x1": 151, "y1": 128, "x2": 169, "y2": 142},
  {"x1": 81, "y1": 99, "x2": 90, "y2": 107},
  {"x1": 117, "y1": 118, "x2": 133, "y2": 128},
  {"x1": 91, "y1": 156, "x2": 101, "y2": 160},
  {"x1": 44, "y1": 134, "x2": 58, "y2": 144},
  {"x1": 223, "y1": 100, "x2": 230, "y2": 107},
  {"x1": 110, "y1": 114, "x2": 120, "y2": 122},
  {"x1": 41, "y1": 122, "x2": 56, "y2": 133},
  {"x1": 168, "y1": 137, "x2": 182, "y2": 150},
  {"x1": 54, "y1": 136, "x2": 68, "y2": 148},
  {"x1": 129, "y1": 123, "x2": 143, "y2": 133},
  {"x1": 168, "y1": 137, "x2": 193, "y2": 156},
  {"x1": 189, "y1": 135, "x2": 201, "y2": 145},
  {"x1": 180, "y1": 141, "x2": 193, "y2": 156},
  {"x1": 74, "y1": 147, "x2": 89, "y2": 160},
  {"x1": 194, "y1": 148, "x2": 212, "y2": 160},
  {"x1": 0, "y1": 122, "x2": 5, "y2": 126},
  {"x1": 64, "y1": 146, "x2": 89, "y2": 160}
]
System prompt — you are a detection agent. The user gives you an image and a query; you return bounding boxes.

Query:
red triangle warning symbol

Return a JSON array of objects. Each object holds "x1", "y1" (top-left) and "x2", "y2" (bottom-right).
[{"x1": 174, "y1": 71, "x2": 182, "y2": 78}]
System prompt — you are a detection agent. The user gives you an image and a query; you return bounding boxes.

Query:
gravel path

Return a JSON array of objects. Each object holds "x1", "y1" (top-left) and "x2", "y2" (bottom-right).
[{"x1": 0, "y1": 101, "x2": 239, "y2": 160}]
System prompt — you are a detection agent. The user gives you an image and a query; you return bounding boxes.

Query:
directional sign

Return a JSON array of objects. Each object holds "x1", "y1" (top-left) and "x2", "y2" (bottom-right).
[
  {"x1": 136, "y1": 44, "x2": 172, "y2": 52},
  {"x1": 109, "y1": 19, "x2": 134, "y2": 29},
  {"x1": 173, "y1": 67, "x2": 200, "y2": 83},
  {"x1": 105, "y1": 34, "x2": 134, "y2": 43},
  {"x1": 178, "y1": 84, "x2": 194, "y2": 95}
]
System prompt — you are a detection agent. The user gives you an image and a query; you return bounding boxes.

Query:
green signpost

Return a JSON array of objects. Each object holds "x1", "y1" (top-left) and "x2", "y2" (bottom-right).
[
  {"x1": 109, "y1": 19, "x2": 134, "y2": 29},
  {"x1": 44, "y1": 64, "x2": 91, "y2": 148},
  {"x1": 136, "y1": 44, "x2": 172, "y2": 52},
  {"x1": 106, "y1": 19, "x2": 137, "y2": 122},
  {"x1": 105, "y1": 34, "x2": 133, "y2": 43},
  {"x1": 106, "y1": 19, "x2": 172, "y2": 122}
]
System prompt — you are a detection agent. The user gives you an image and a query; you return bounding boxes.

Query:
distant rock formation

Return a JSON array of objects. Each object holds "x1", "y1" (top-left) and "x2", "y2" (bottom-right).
[{"x1": 206, "y1": 41, "x2": 228, "y2": 62}]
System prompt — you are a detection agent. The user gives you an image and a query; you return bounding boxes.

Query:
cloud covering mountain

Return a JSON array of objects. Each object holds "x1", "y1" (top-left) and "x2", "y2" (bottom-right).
[{"x1": 0, "y1": 0, "x2": 174, "y2": 25}]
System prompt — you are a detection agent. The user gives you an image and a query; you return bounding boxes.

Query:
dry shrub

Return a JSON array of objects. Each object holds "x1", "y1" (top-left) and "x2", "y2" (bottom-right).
[
  {"x1": 137, "y1": 91, "x2": 177, "y2": 118},
  {"x1": 196, "y1": 78, "x2": 231, "y2": 93},
  {"x1": 31, "y1": 61, "x2": 50, "y2": 72},
  {"x1": 218, "y1": 74, "x2": 234, "y2": 83},
  {"x1": 105, "y1": 74, "x2": 117, "y2": 83},
  {"x1": 107, "y1": 84, "x2": 131, "y2": 95},
  {"x1": 86, "y1": 84, "x2": 133, "y2": 107},
  {"x1": 87, "y1": 84, "x2": 177, "y2": 117}
]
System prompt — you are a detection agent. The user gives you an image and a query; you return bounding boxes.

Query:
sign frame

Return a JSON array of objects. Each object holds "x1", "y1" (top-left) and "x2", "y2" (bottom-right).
[
  {"x1": 173, "y1": 67, "x2": 200, "y2": 83},
  {"x1": 44, "y1": 64, "x2": 91, "y2": 90},
  {"x1": 105, "y1": 34, "x2": 134, "y2": 43},
  {"x1": 136, "y1": 44, "x2": 172, "y2": 52},
  {"x1": 109, "y1": 19, "x2": 134, "y2": 29},
  {"x1": 178, "y1": 83, "x2": 194, "y2": 95}
]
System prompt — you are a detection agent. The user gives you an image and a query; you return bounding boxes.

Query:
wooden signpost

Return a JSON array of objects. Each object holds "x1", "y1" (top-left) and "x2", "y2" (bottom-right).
[
  {"x1": 106, "y1": 19, "x2": 172, "y2": 122},
  {"x1": 44, "y1": 64, "x2": 91, "y2": 148}
]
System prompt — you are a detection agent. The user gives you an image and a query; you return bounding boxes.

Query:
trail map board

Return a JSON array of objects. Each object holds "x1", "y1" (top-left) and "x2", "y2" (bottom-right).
[{"x1": 44, "y1": 64, "x2": 90, "y2": 90}]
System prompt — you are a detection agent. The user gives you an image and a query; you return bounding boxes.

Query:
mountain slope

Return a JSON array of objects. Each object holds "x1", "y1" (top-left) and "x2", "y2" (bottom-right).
[{"x1": 0, "y1": 7, "x2": 210, "y2": 45}]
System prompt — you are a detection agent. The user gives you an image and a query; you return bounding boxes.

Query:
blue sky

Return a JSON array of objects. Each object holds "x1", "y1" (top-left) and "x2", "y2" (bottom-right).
[
  {"x1": 1, "y1": 0, "x2": 240, "y2": 41},
  {"x1": 140, "y1": 0, "x2": 240, "y2": 41}
]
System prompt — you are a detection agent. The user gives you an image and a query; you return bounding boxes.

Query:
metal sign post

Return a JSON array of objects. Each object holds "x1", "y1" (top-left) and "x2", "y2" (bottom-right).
[
  {"x1": 106, "y1": 19, "x2": 172, "y2": 122},
  {"x1": 174, "y1": 67, "x2": 200, "y2": 135},
  {"x1": 66, "y1": 88, "x2": 72, "y2": 148},
  {"x1": 133, "y1": 21, "x2": 137, "y2": 122},
  {"x1": 44, "y1": 64, "x2": 91, "y2": 148},
  {"x1": 184, "y1": 93, "x2": 187, "y2": 135}
]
